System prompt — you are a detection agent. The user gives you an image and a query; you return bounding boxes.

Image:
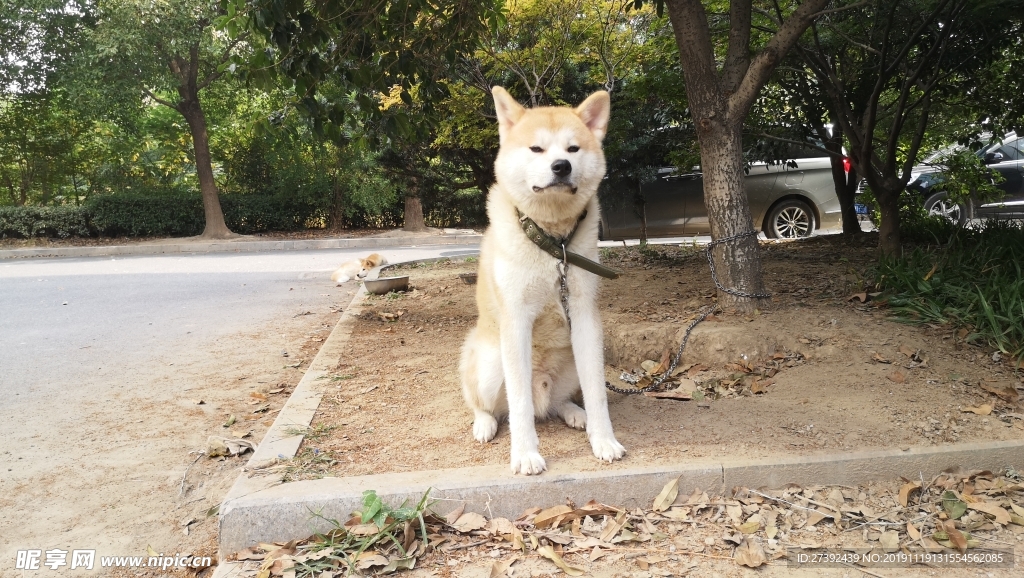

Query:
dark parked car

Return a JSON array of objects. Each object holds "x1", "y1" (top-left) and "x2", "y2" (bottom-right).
[
  {"x1": 599, "y1": 147, "x2": 850, "y2": 241},
  {"x1": 908, "y1": 133, "x2": 1024, "y2": 224}
]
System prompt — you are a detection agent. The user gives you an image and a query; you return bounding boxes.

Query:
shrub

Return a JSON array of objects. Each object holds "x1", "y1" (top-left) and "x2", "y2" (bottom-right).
[
  {"x1": 877, "y1": 220, "x2": 1024, "y2": 361},
  {"x1": 0, "y1": 205, "x2": 93, "y2": 238},
  {"x1": 86, "y1": 193, "x2": 205, "y2": 237}
]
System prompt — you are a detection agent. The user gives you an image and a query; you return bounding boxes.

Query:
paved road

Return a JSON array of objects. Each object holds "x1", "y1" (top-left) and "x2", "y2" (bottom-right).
[
  {"x1": 0, "y1": 245, "x2": 479, "y2": 398},
  {"x1": 0, "y1": 244, "x2": 478, "y2": 571}
]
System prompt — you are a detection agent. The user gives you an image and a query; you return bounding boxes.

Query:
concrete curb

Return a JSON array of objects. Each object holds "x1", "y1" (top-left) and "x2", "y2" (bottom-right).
[
  {"x1": 0, "y1": 233, "x2": 482, "y2": 260},
  {"x1": 219, "y1": 435, "x2": 1024, "y2": 555},
  {"x1": 217, "y1": 284, "x2": 371, "y2": 556}
]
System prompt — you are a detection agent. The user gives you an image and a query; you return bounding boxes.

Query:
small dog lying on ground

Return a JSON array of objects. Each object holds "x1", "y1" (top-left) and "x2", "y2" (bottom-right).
[{"x1": 330, "y1": 253, "x2": 387, "y2": 284}]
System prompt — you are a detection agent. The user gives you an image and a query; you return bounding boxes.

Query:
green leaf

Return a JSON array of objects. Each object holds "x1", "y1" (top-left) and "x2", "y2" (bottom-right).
[
  {"x1": 361, "y1": 490, "x2": 383, "y2": 524},
  {"x1": 941, "y1": 491, "x2": 968, "y2": 520}
]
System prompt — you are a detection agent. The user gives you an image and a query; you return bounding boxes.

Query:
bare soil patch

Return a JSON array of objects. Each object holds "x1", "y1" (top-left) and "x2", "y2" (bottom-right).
[{"x1": 302, "y1": 236, "x2": 1024, "y2": 479}]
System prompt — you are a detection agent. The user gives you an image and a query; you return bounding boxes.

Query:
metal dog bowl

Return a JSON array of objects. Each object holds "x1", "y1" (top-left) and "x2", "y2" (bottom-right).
[
  {"x1": 363, "y1": 276, "x2": 410, "y2": 295},
  {"x1": 459, "y1": 272, "x2": 478, "y2": 285}
]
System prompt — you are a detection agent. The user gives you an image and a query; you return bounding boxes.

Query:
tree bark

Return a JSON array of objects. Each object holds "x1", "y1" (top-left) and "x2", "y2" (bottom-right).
[
  {"x1": 823, "y1": 134, "x2": 862, "y2": 236},
  {"x1": 404, "y1": 195, "x2": 427, "y2": 232},
  {"x1": 697, "y1": 121, "x2": 767, "y2": 310},
  {"x1": 178, "y1": 98, "x2": 233, "y2": 239},
  {"x1": 875, "y1": 187, "x2": 902, "y2": 256}
]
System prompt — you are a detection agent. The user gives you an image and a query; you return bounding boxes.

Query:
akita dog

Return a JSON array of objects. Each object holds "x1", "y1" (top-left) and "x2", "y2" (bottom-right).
[
  {"x1": 459, "y1": 87, "x2": 625, "y2": 475},
  {"x1": 330, "y1": 253, "x2": 387, "y2": 284}
]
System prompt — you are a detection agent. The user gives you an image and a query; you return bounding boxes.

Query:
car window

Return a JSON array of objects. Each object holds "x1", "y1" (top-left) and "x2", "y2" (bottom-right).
[
  {"x1": 983, "y1": 140, "x2": 1020, "y2": 161},
  {"x1": 1008, "y1": 137, "x2": 1024, "y2": 160}
]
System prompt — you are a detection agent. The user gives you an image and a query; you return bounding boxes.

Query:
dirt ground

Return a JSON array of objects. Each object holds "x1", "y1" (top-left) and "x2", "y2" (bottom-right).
[
  {"x1": 301, "y1": 235, "x2": 1024, "y2": 479},
  {"x1": 0, "y1": 280, "x2": 357, "y2": 577}
]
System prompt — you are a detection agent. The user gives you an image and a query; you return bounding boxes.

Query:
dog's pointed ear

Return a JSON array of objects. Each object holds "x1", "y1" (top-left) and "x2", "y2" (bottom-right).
[
  {"x1": 492, "y1": 86, "x2": 525, "y2": 142},
  {"x1": 575, "y1": 91, "x2": 611, "y2": 141}
]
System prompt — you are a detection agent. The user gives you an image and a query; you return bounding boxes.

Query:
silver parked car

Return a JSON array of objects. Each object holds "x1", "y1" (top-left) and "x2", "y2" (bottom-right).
[{"x1": 599, "y1": 149, "x2": 847, "y2": 240}]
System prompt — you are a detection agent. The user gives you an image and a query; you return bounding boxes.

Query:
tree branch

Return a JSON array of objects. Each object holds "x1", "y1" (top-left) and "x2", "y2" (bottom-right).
[
  {"x1": 142, "y1": 86, "x2": 179, "y2": 110},
  {"x1": 727, "y1": 0, "x2": 831, "y2": 119},
  {"x1": 721, "y1": 0, "x2": 751, "y2": 95}
]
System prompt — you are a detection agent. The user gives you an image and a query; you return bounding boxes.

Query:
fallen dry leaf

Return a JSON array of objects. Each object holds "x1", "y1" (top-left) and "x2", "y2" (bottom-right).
[
  {"x1": 652, "y1": 477, "x2": 680, "y2": 512},
  {"x1": 963, "y1": 404, "x2": 993, "y2": 416},
  {"x1": 452, "y1": 512, "x2": 488, "y2": 533},
  {"x1": 750, "y1": 378, "x2": 773, "y2": 394},
  {"x1": 899, "y1": 481, "x2": 922, "y2": 507},
  {"x1": 944, "y1": 520, "x2": 968, "y2": 553},
  {"x1": 733, "y1": 537, "x2": 767, "y2": 568},
  {"x1": 537, "y1": 545, "x2": 585, "y2": 576},
  {"x1": 888, "y1": 370, "x2": 908, "y2": 384},
  {"x1": 847, "y1": 292, "x2": 868, "y2": 303},
  {"x1": 355, "y1": 552, "x2": 389, "y2": 570},
  {"x1": 489, "y1": 557, "x2": 518, "y2": 578},
  {"x1": 921, "y1": 536, "x2": 944, "y2": 552},
  {"x1": 872, "y1": 353, "x2": 892, "y2": 364},
  {"x1": 486, "y1": 517, "x2": 515, "y2": 536},
  {"x1": 533, "y1": 505, "x2": 573, "y2": 529},
  {"x1": 644, "y1": 388, "x2": 692, "y2": 401},
  {"x1": 651, "y1": 348, "x2": 672, "y2": 375},
  {"x1": 979, "y1": 382, "x2": 1019, "y2": 403},
  {"x1": 907, "y1": 522, "x2": 921, "y2": 541},
  {"x1": 250, "y1": 391, "x2": 268, "y2": 401},
  {"x1": 445, "y1": 504, "x2": 466, "y2": 525},
  {"x1": 968, "y1": 502, "x2": 1011, "y2": 525},
  {"x1": 898, "y1": 345, "x2": 916, "y2": 357}
]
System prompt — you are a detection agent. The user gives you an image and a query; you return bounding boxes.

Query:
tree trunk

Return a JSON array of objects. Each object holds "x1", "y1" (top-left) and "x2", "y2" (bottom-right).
[
  {"x1": 876, "y1": 188, "x2": 902, "y2": 256},
  {"x1": 665, "y1": 0, "x2": 773, "y2": 313},
  {"x1": 698, "y1": 122, "x2": 768, "y2": 312},
  {"x1": 404, "y1": 195, "x2": 427, "y2": 232},
  {"x1": 824, "y1": 134, "x2": 862, "y2": 236},
  {"x1": 178, "y1": 98, "x2": 233, "y2": 239}
]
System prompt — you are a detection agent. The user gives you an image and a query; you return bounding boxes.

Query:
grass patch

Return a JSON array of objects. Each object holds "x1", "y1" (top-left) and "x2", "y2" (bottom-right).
[{"x1": 877, "y1": 220, "x2": 1024, "y2": 361}]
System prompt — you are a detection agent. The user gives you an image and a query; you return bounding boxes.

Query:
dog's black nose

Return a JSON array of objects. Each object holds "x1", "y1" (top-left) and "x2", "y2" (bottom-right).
[{"x1": 551, "y1": 159, "x2": 572, "y2": 177}]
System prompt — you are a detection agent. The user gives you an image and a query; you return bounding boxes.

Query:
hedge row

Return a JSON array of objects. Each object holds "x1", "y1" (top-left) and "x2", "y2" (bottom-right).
[
  {"x1": 2, "y1": 193, "x2": 367, "y2": 238},
  {"x1": 1, "y1": 189, "x2": 488, "y2": 239}
]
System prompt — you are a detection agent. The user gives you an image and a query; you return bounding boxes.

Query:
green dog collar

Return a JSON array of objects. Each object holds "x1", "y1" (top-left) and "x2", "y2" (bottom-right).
[{"x1": 516, "y1": 208, "x2": 621, "y2": 279}]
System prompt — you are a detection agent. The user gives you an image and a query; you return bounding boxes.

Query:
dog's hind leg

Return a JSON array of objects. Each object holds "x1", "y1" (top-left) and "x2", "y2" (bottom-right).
[
  {"x1": 550, "y1": 358, "x2": 586, "y2": 430},
  {"x1": 461, "y1": 330, "x2": 504, "y2": 443}
]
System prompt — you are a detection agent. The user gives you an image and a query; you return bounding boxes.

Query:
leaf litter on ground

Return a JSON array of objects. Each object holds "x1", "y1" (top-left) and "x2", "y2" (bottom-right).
[{"x1": 226, "y1": 468, "x2": 1024, "y2": 577}]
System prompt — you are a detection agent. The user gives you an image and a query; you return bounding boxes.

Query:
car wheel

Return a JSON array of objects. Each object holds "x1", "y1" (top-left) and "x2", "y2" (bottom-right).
[
  {"x1": 765, "y1": 199, "x2": 816, "y2": 239},
  {"x1": 923, "y1": 192, "x2": 966, "y2": 226}
]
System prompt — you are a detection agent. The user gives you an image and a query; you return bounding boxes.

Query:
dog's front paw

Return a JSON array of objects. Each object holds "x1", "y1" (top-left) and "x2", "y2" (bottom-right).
[
  {"x1": 510, "y1": 451, "x2": 547, "y2": 475},
  {"x1": 472, "y1": 413, "x2": 498, "y2": 443},
  {"x1": 590, "y1": 435, "x2": 626, "y2": 463}
]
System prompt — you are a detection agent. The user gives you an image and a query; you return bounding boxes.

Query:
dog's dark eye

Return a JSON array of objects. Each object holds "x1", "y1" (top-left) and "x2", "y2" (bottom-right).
[
  {"x1": 529, "y1": 146, "x2": 544, "y2": 153},
  {"x1": 567, "y1": 145, "x2": 580, "y2": 153}
]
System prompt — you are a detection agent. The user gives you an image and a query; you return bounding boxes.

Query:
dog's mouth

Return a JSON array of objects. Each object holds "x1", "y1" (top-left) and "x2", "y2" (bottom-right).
[{"x1": 532, "y1": 183, "x2": 578, "y2": 194}]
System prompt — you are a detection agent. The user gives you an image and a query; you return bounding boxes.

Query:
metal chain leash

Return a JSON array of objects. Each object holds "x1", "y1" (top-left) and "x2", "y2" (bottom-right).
[
  {"x1": 553, "y1": 230, "x2": 770, "y2": 395},
  {"x1": 607, "y1": 230, "x2": 770, "y2": 395},
  {"x1": 704, "y1": 230, "x2": 773, "y2": 299},
  {"x1": 557, "y1": 243, "x2": 572, "y2": 331},
  {"x1": 604, "y1": 304, "x2": 718, "y2": 394}
]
